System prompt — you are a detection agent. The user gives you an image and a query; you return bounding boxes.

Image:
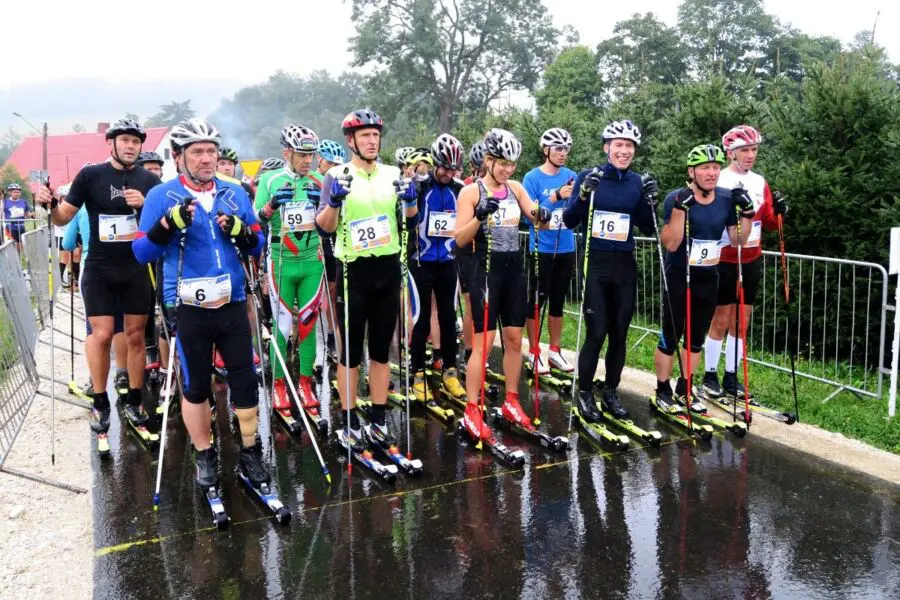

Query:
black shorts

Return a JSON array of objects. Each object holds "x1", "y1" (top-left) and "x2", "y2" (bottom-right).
[
  {"x1": 716, "y1": 258, "x2": 761, "y2": 306},
  {"x1": 175, "y1": 301, "x2": 256, "y2": 408},
  {"x1": 336, "y1": 254, "x2": 401, "y2": 368},
  {"x1": 469, "y1": 251, "x2": 527, "y2": 332},
  {"x1": 658, "y1": 266, "x2": 719, "y2": 355},
  {"x1": 455, "y1": 251, "x2": 475, "y2": 294},
  {"x1": 9, "y1": 225, "x2": 24, "y2": 243},
  {"x1": 528, "y1": 251, "x2": 575, "y2": 318},
  {"x1": 81, "y1": 260, "x2": 152, "y2": 318},
  {"x1": 322, "y1": 234, "x2": 338, "y2": 283}
]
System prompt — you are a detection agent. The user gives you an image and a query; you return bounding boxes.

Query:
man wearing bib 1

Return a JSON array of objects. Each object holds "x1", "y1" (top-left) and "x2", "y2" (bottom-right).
[
  {"x1": 654, "y1": 144, "x2": 754, "y2": 411},
  {"x1": 523, "y1": 128, "x2": 577, "y2": 376},
  {"x1": 454, "y1": 128, "x2": 551, "y2": 442},
  {"x1": 406, "y1": 133, "x2": 467, "y2": 401},
  {"x1": 255, "y1": 123, "x2": 326, "y2": 421},
  {"x1": 37, "y1": 118, "x2": 161, "y2": 440},
  {"x1": 702, "y1": 125, "x2": 787, "y2": 400},
  {"x1": 563, "y1": 120, "x2": 657, "y2": 421},
  {"x1": 133, "y1": 118, "x2": 269, "y2": 491},
  {"x1": 317, "y1": 109, "x2": 417, "y2": 452}
]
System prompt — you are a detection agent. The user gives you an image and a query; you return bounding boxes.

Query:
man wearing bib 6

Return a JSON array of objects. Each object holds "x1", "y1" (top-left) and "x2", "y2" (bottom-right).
[
  {"x1": 702, "y1": 125, "x2": 787, "y2": 400},
  {"x1": 255, "y1": 123, "x2": 326, "y2": 421},
  {"x1": 454, "y1": 128, "x2": 551, "y2": 442},
  {"x1": 316, "y1": 109, "x2": 417, "y2": 453},
  {"x1": 654, "y1": 144, "x2": 754, "y2": 411},
  {"x1": 406, "y1": 133, "x2": 467, "y2": 401},
  {"x1": 133, "y1": 118, "x2": 268, "y2": 491},
  {"x1": 36, "y1": 118, "x2": 161, "y2": 440},
  {"x1": 523, "y1": 127, "x2": 577, "y2": 376},
  {"x1": 563, "y1": 120, "x2": 657, "y2": 421}
]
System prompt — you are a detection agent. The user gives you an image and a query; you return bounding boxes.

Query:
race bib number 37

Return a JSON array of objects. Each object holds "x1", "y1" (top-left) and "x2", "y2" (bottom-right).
[
  {"x1": 689, "y1": 240, "x2": 721, "y2": 266},
  {"x1": 98, "y1": 214, "x2": 138, "y2": 242},
  {"x1": 591, "y1": 211, "x2": 630, "y2": 242},
  {"x1": 428, "y1": 211, "x2": 456, "y2": 237},
  {"x1": 350, "y1": 215, "x2": 392, "y2": 252},
  {"x1": 491, "y1": 199, "x2": 521, "y2": 228},
  {"x1": 179, "y1": 274, "x2": 232, "y2": 309}
]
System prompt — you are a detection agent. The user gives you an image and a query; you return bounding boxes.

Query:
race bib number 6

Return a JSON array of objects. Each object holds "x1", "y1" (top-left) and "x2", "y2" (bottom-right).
[
  {"x1": 98, "y1": 213, "x2": 138, "y2": 242},
  {"x1": 179, "y1": 274, "x2": 232, "y2": 309},
  {"x1": 350, "y1": 215, "x2": 392, "y2": 252}
]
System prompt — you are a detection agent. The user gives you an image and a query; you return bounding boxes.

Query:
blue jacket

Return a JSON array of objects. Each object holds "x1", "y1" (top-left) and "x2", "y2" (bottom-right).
[
  {"x1": 563, "y1": 163, "x2": 655, "y2": 252},
  {"x1": 133, "y1": 176, "x2": 263, "y2": 306},
  {"x1": 62, "y1": 206, "x2": 89, "y2": 254},
  {"x1": 409, "y1": 174, "x2": 463, "y2": 263}
]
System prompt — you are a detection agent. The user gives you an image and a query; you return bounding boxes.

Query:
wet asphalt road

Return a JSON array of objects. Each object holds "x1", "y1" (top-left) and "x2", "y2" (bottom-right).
[{"x1": 92, "y1": 350, "x2": 900, "y2": 600}]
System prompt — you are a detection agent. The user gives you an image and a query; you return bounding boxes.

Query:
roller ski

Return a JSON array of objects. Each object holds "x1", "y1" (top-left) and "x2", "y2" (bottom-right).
[
  {"x1": 121, "y1": 400, "x2": 160, "y2": 449},
  {"x1": 547, "y1": 347, "x2": 576, "y2": 382},
  {"x1": 195, "y1": 447, "x2": 229, "y2": 530},
  {"x1": 457, "y1": 403, "x2": 525, "y2": 467},
  {"x1": 523, "y1": 360, "x2": 570, "y2": 393},
  {"x1": 114, "y1": 370, "x2": 129, "y2": 397},
  {"x1": 237, "y1": 442, "x2": 291, "y2": 525},
  {"x1": 592, "y1": 385, "x2": 662, "y2": 447},
  {"x1": 649, "y1": 385, "x2": 713, "y2": 441},
  {"x1": 297, "y1": 374, "x2": 328, "y2": 436},
  {"x1": 272, "y1": 377, "x2": 328, "y2": 436},
  {"x1": 335, "y1": 425, "x2": 398, "y2": 482},
  {"x1": 674, "y1": 379, "x2": 747, "y2": 438},
  {"x1": 68, "y1": 379, "x2": 93, "y2": 404},
  {"x1": 487, "y1": 393, "x2": 568, "y2": 453},
  {"x1": 707, "y1": 393, "x2": 796, "y2": 425},
  {"x1": 357, "y1": 409, "x2": 424, "y2": 477},
  {"x1": 391, "y1": 376, "x2": 455, "y2": 426},
  {"x1": 570, "y1": 391, "x2": 630, "y2": 451},
  {"x1": 89, "y1": 404, "x2": 111, "y2": 457}
]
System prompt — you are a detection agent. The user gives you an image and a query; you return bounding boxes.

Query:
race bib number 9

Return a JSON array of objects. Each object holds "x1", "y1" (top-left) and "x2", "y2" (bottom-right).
[
  {"x1": 350, "y1": 215, "x2": 392, "y2": 252},
  {"x1": 98, "y1": 213, "x2": 138, "y2": 242},
  {"x1": 179, "y1": 274, "x2": 231, "y2": 309},
  {"x1": 689, "y1": 240, "x2": 721, "y2": 266},
  {"x1": 491, "y1": 199, "x2": 521, "y2": 228},
  {"x1": 591, "y1": 211, "x2": 630, "y2": 242},
  {"x1": 283, "y1": 203, "x2": 315, "y2": 233},
  {"x1": 427, "y1": 211, "x2": 456, "y2": 237},
  {"x1": 745, "y1": 221, "x2": 762, "y2": 248},
  {"x1": 548, "y1": 208, "x2": 566, "y2": 231}
]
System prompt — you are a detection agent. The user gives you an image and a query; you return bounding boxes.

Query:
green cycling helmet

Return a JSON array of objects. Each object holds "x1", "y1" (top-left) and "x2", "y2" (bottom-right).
[{"x1": 686, "y1": 144, "x2": 726, "y2": 167}]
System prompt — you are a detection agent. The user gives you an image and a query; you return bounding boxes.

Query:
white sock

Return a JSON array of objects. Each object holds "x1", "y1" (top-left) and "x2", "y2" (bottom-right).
[
  {"x1": 704, "y1": 337, "x2": 722, "y2": 372},
  {"x1": 724, "y1": 334, "x2": 743, "y2": 373}
]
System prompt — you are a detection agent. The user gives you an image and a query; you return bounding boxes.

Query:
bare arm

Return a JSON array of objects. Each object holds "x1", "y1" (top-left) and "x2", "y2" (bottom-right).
[
  {"x1": 454, "y1": 185, "x2": 480, "y2": 247},
  {"x1": 661, "y1": 208, "x2": 685, "y2": 252}
]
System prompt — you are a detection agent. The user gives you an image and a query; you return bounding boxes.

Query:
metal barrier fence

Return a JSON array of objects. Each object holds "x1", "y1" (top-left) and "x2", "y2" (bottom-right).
[
  {"x1": 519, "y1": 231, "x2": 890, "y2": 405},
  {"x1": 21, "y1": 226, "x2": 59, "y2": 328}
]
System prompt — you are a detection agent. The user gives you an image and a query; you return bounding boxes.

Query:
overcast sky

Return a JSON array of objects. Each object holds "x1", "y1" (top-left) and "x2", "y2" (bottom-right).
[{"x1": 0, "y1": 0, "x2": 894, "y2": 130}]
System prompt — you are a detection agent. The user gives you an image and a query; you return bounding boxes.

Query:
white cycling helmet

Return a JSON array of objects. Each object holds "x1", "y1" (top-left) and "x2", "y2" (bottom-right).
[
  {"x1": 169, "y1": 118, "x2": 222, "y2": 153},
  {"x1": 484, "y1": 128, "x2": 522, "y2": 162},
  {"x1": 540, "y1": 127, "x2": 573, "y2": 150},
  {"x1": 602, "y1": 120, "x2": 642, "y2": 146}
]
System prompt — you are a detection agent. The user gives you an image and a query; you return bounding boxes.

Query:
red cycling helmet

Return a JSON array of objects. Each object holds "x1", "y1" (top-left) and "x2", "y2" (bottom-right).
[
  {"x1": 722, "y1": 125, "x2": 762, "y2": 151},
  {"x1": 342, "y1": 109, "x2": 384, "y2": 136}
]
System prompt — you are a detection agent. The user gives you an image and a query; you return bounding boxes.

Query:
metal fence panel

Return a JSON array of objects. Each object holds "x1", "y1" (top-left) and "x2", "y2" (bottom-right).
[{"x1": 21, "y1": 226, "x2": 59, "y2": 328}]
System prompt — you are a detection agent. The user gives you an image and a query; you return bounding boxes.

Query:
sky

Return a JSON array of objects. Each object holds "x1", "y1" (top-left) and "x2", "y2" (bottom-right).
[{"x1": 0, "y1": 0, "x2": 895, "y2": 131}]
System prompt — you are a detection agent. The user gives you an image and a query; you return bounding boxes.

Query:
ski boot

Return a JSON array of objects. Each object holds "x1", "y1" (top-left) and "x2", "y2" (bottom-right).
[
  {"x1": 412, "y1": 371, "x2": 427, "y2": 402},
  {"x1": 462, "y1": 403, "x2": 496, "y2": 444},
  {"x1": 547, "y1": 346, "x2": 574, "y2": 372},
  {"x1": 123, "y1": 400, "x2": 150, "y2": 427},
  {"x1": 239, "y1": 442, "x2": 271, "y2": 489},
  {"x1": 501, "y1": 392, "x2": 536, "y2": 432},
  {"x1": 674, "y1": 377, "x2": 706, "y2": 413},
  {"x1": 655, "y1": 382, "x2": 678, "y2": 413},
  {"x1": 89, "y1": 403, "x2": 111, "y2": 433},
  {"x1": 298, "y1": 375, "x2": 320, "y2": 415},
  {"x1": 702, "y1": 371, "x2": 724, "y2": 398},
  {"x1": 340, "y1": 421, "x2": 367, "y2": 454},
  {"x1": 576, "y1": 390, "x2": 603, "y2": 422},
  {"x1": 442, "y1": 367, "x2": 466, "y2": 399},
  {"x1": 529, "y1": 350, "x2": 550, "y2": 375},
  {"x1": 195, "y1": 447, "x2": 220, "y2": 489},
  {"x1": 114, "y1": 370, "x2": 129, "y2": 397},
  {"x1": 722, "y1": 371, "x2": 753, "y2": 400},
  {"x1": 272, "y1": 378, "x2": 292, "y2": 417},
  {"x1": 364, "y1": 417, "x2": 399, "y2": 448},
  {"x1": 601, "y1": 386, "x2": 630, "y2": 419}
]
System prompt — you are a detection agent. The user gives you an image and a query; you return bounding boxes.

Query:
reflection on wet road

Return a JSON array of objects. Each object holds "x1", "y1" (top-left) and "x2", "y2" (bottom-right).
[{"x1": 92, "y1": 350, "x2": 900, "y2": 599}]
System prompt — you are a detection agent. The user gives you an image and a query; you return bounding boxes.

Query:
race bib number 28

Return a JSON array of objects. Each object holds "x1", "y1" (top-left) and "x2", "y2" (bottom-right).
[{"x1": 350, "y1": 215, "x2": 392, "y2": 252}]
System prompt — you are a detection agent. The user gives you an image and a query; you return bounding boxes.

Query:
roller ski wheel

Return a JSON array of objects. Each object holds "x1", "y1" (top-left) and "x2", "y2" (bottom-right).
[
  {"x1": 204, "y1": 487, "x2": 229, "y2": 531},
  {"x1": 96, "y1": 433, "x2": 111, "y2": 457}
]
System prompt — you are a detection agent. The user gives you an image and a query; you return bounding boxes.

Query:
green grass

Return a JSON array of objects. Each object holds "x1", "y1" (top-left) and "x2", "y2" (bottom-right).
[{"x1": 542, "y1": 305, "x2": 900, "y2": 454}]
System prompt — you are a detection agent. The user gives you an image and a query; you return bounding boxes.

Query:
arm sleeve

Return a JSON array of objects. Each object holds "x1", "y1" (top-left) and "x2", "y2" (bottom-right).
[
  {"x1": 759, "y1": 181, "x2": 778, "y2": 231},
  {"x1": 132, "y1": 189, "x2": 166, "y2": 264},
  {"x1": 562, "y1": 170, "x2": 588, "y2": 230}
]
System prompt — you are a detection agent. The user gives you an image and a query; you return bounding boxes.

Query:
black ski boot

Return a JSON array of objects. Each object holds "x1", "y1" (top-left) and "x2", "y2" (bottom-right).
[
  {"x1": 239, "y1": 443, "x2": 271, "y2": 489},
  {"x1": 89, "y1": 405, "x2": 111, "y2": 433},
  {"x1": 124, "y1": 393, "x2": 150, "y2": 427},
  {"x1": 674, "y1": 377, "x2": 706, "y2": 413},
  {"x1": 601, "y1": 387, "x2": 630, "y2": 419},
  {"x1": 655, "y1": 381, "x2": 676, "y2": 412},
  {"x1": 576, "y1": 390, "x2": 604, "y2": 423},
  {"x1": 702, "y1": 371, "x2": 723, "y2": 398},
  {"x1": 722, "y1": 371, "x2": 752, "y2": 400},
  {"x1": 114, "y1": 370, "x2": 129, "y2": 396},
  {"x1": 195, "y1": 447, "x2": 220, "y2": 489}
]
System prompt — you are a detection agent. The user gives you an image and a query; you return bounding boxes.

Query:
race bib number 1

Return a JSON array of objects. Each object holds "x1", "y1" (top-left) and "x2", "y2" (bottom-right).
[
  {"x1": 350, "y1": 215, "x2": 392, "y2": 252},
  {"x1": 689, "y1": 240, "x2": 721, "y2": 266},
  {"x1": 98, "y1": 213, "x2": 138, "y2": 242},
  {"x1": 179, "y1": 274, "x2": 231, "y2": 309},
  {"x1": 591, "y1": 211, "x2": 630, "y2": 242},
  {"x1": 283, "y1": 203, "x2": 316, "y2": 233},
  {"x1": 428, "y1": 211, "x2": 456, "y2": 237}
]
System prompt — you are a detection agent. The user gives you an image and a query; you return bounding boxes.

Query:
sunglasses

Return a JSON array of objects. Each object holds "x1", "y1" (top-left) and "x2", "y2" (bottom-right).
[
  {"x1": 550, "y1": 145, "x2": 571, "y2": 153},
  {"x1": 495, "y1": 159, "x2": 517, "y2": 169}
]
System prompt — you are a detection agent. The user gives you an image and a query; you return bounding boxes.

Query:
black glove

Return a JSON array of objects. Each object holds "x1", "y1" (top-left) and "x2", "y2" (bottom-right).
[
  {"x1": 532, "y1": 206, "x2": 552, "y2": 224},
  {"x1": 640, "y1": 173, "x2": 659, "y2": 201},
  {"x1": 579, "y1": 169, "x2": 602, "y2": 200},
  {"x1": 732, "y1": 186, "x2": 754, "y2": 215},
  {"x1": 217, "y1": 211, "x2": 258, "y2": 250},
  {"x1": 475, "y1": 198, "x2": 500, "y2": 222},
  {"x1": 673, "y1": 187, "x2": 695, "y2": 211},
  {"x1": 773, "y1": 191, "x2": 789, "y2": 215},
  {"x1": 269, "y1": 184, "x2": 294, "y2": 211},
  {"x1": 165, "y1": 197, "x2": 193, "y2": 230}
]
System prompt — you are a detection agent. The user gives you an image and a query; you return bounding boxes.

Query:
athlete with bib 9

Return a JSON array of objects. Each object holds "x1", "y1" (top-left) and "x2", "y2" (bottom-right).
[
  {"x1": 654, "y1": 144, "x2": 754, "y2": 412},
  {"x1": 316, "y1": 109, "x2": 417, "y2": 453},
  {"x1": 133, "y1": 118, "x2": 269, "y2": 492},
  {"x1": 454, "y1": 128, "x2": 551, "y2": 443}
]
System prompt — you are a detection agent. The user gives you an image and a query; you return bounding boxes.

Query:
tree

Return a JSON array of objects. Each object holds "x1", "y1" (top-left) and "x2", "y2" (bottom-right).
[
  {"x1": 765, "y1": 31, "x2": 841, "y2": 82},
  {"x1": 596, "y1": 12, "x2": 687, "y2": 90},
  {"x1": 145, "y1": 100, "x2": 196, "y2": 128},
  {"x1": 535, "y1": 46, "x2": 604, "y2": 115},
  {"x1": 0, "y1": 164, "x2": 31, "y2": 202},
  {"x1": 72, "y1": 124, "x2": 86, "y2": 134},
  {"x1": 348, "y1": 0, "x2": 565, "y2": 131},
  {"x1": 0, "y1": 127, "x2": 21, "y2": 166},
  {"x1": 677, "y1": 0, "x2": 778, "y2": 77}
]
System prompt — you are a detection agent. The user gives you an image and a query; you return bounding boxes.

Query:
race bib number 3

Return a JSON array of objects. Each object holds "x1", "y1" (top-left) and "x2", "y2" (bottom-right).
[
  {"x1": 98, "y1": 213, "x2": 138, "y2": 242},
  {"x1": 745, "y1": 221, "x2": 762, "y2": 248},
  {"x1": 350, "y1": 215, "x2": 392, "y2": 252},
  {"x1": 428, "y1": 211, "x2": 456, "y2": 237},
  {"x1": 548, "y1": 208, "x2": 566, "y2": 230},
  {"x1": 179, "y1": 274, "x2": 231, "y2": 309},
  {"x1": 491, "y1": 199, "x2": 521, "y2": 228},
  {"x1": 283, "y1": 203, "x2": 316, "y2": 233},
  {"x1": 689, "y1": 240, "x2": 721, "y2": 266},
  {"x1": 591, "y1": 211, "x2": 630, "y2": 242}
]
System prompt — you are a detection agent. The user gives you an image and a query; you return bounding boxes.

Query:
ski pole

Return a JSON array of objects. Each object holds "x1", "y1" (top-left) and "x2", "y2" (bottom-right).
[
  {"x1": 398, "y1": 192, "x2": 412, "y2": 459},
  {"x1": 531, "y1": 214, "x2": 541, "y2": 426},
  {"x1": 45, "y1": 178, "x2": 56, "y2": 465},
  {"x1": 683, "y1": 204, "x2": 695, "y2": 431},
  {"x1": 337, "y1": 168, "x2": 353, "y2": 474},
  {"x1": 777, "y1": 212, "x2": 800, "y2": 422},
  {"x1": 477, "y1": 216, "x2": 493, "y2": 451},
  {"x1": 734, "y1": 203, "x2": 751, "y2": 425}
]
